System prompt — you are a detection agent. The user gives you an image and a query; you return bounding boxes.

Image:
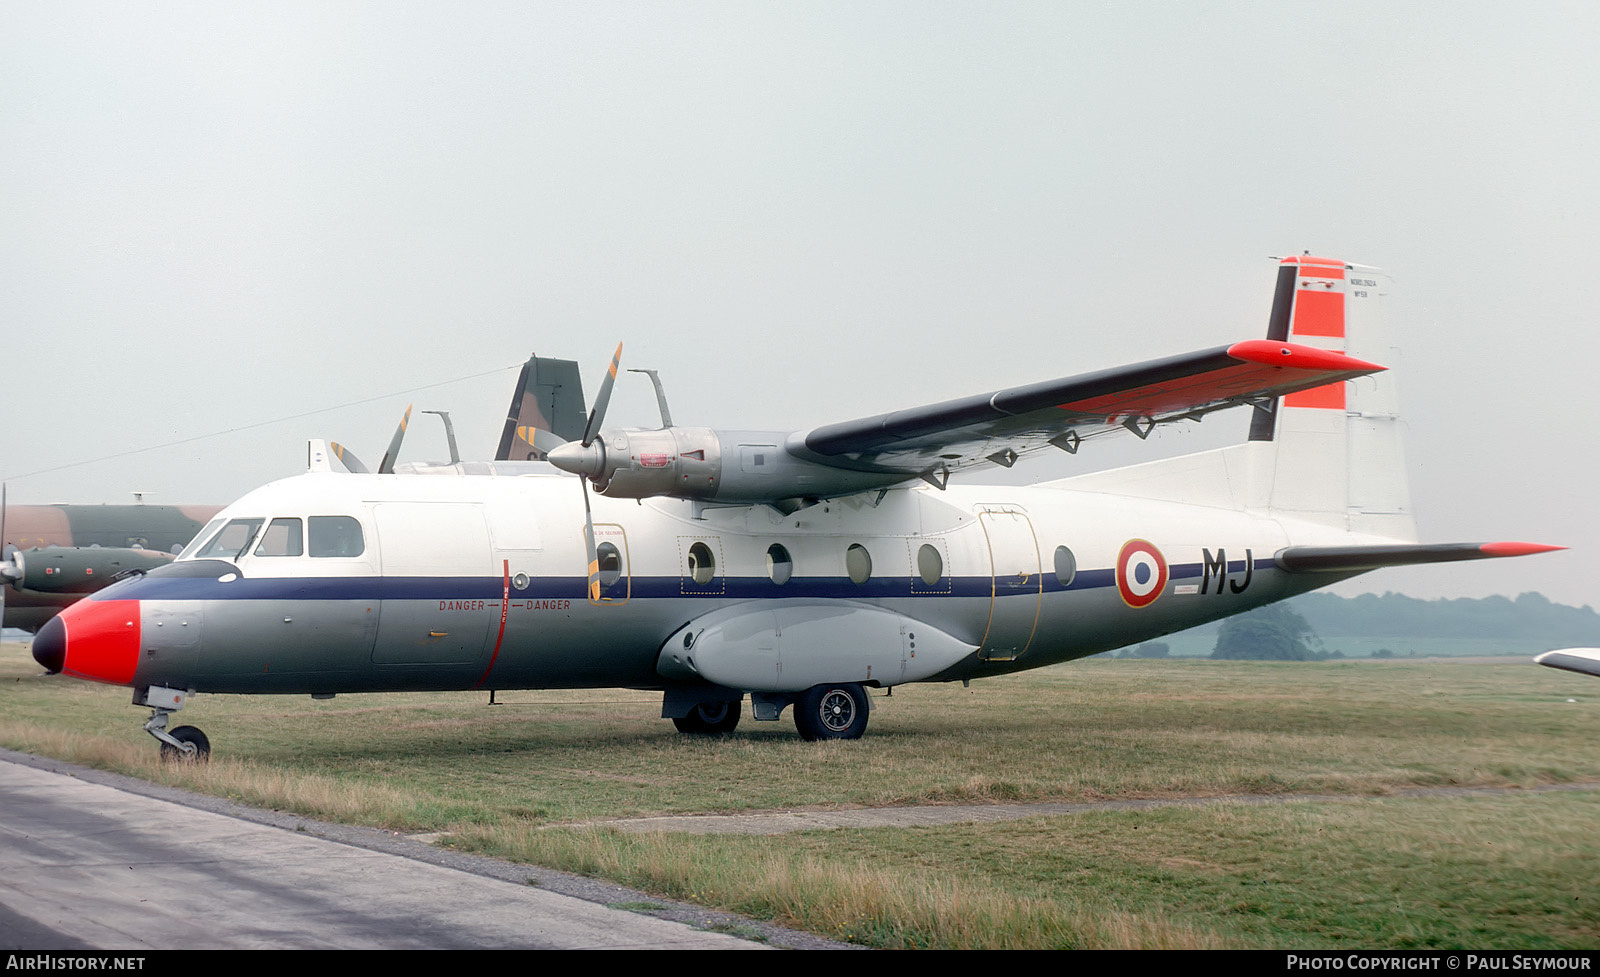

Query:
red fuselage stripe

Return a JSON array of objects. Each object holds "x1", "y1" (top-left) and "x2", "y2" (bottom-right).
[{"x1": 474, "y1": 560, "x2": 511, "y2": 689}]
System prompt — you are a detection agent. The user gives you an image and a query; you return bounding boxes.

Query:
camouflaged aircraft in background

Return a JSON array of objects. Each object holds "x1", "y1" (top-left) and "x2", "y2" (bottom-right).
[
  {"x1": 2, "y1": 354, "x2": 584, "y2": 633},
  {"x1": 0, "y1": 502, "x2": 224, "y2": 632}
]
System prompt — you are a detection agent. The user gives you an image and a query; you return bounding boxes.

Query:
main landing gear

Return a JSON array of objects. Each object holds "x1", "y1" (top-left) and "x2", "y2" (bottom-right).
[
  {"x1": 137, "y1": 685, "x2": 210, "y2": 763},
  {"x1": 793, "y1": 683, "x2": 869, "y2": 741},
  {"x1": 673, "y1": 700, "x2": 742, "y2": 735},
  {"x1": 667, "y1": 682, "x2": 873, "y2": 740}
]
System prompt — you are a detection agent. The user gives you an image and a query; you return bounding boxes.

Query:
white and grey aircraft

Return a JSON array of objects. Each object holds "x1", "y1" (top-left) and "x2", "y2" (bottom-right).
[{"x1": 31, "y1": 256, "x2": 1560, "y2": 757}]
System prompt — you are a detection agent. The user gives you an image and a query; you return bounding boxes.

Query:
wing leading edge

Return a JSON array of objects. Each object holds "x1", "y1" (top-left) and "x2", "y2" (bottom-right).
[
  {"x1": 792, "y1": 340, "x2": 1383, "y2": 478},
  {"x1": 1275, "y1": 541, "x2": 1566, "y2": 574}
]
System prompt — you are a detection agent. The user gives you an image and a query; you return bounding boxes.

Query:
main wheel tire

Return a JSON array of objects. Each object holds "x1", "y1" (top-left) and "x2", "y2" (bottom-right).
[
  {"x1": 672, "y1": 700, "x2": 741, "y2": 735},
  {"x1": 160, "y1": 725, "x2": 211, "y2": 763},
  {"x1": 794, "y1": 683, "x2": 868, "y2": 741}
]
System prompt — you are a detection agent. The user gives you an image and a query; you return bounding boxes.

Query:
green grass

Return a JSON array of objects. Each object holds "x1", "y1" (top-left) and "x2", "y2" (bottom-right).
[
  {"x1": 3, "y1": 635, "x2": 1596, "y2": 948},
  {"x1": 458, "y1": 792, "x2": 1599, "y2": 949}
]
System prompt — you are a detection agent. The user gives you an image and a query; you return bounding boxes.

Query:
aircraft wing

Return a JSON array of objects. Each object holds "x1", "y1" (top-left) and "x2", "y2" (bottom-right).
[
  {"x1": 791, "y1": 340, "x2": 1383, "y2": 478},
  {"x1": 1536, "y1": 648, "x2": 1600, "y2": 679}
]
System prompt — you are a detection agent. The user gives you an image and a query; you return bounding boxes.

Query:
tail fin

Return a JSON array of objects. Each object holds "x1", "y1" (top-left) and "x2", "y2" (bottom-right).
[
  {"x1": 1050, "y1": 255, "x2": 1413, "y2": 540},
  {"x1": 1049, "y1": 257, "x2": 1560, "y2": 572},
  {"x1": 495, "y1": 355, "x2": 587, "y2": 461},
  {"x1": 1255, "y1": 255, "x2": 1416, "y2": 541}
]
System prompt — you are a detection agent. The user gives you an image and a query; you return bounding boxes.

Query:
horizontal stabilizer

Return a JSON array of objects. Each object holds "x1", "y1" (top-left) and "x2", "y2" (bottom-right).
[
  {"x1": 1275, "y1": 541, "x2": 1564, "y2": 574},
  {"x1": 1535, "y1": 648, "x2": 1600, "y2": 679}
]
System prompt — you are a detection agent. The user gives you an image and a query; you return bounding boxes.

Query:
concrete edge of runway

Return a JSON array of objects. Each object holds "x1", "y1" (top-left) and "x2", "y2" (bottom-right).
[{"x1": 0, "y1": 747, "x2": 860, "y2": 951}]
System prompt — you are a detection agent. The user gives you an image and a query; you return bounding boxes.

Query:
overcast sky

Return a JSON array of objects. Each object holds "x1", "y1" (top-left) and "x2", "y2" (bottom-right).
[{"x1": 2, "y1": 2, "x2": 1595, "y2": 606}]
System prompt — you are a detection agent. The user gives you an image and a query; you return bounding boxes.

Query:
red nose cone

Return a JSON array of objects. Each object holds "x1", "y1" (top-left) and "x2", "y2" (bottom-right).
[{"x1": 55, "y1": 599, "x2": 142, "y2": 686}]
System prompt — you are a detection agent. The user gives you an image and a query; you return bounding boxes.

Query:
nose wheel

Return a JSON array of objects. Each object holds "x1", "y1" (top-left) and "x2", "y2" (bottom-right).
[
  {"x1": 141, "y1": 697, "x2": 210, "y2": 763},
  {"x1": 158, "y1": 725, "x2": 211, "y2": 763}
]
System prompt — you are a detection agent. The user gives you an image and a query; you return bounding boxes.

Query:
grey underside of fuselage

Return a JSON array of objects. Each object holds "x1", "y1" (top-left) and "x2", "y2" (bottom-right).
[{"x1": 132, "y1": 567, "x2": 1358, "y2": 696}]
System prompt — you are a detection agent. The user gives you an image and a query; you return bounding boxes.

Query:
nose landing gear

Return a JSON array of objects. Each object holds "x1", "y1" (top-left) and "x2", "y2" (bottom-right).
[{"x1": 137, "y1": 685, "x2": 210, "y2": 763}]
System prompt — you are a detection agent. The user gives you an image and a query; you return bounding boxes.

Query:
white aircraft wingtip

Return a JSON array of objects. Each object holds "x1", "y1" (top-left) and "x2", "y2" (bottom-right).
[{"x1": 1535, "y1": 648, "x2": 1600, "y2": 678}]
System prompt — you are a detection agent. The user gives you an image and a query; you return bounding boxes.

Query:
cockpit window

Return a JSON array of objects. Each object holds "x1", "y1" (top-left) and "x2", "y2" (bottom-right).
[
  {"x1": 194, "y1": 518, "x2": 265, "y2": 561},
  {"x1": 254, "y1": 518, "x2": 304, "y2": 557},
  {"x1": 309, "y1": 516, "x2": 365, "y2": 558},
  {"x1": 178, "y1": 518, "x2": 228, "y2": 561}
]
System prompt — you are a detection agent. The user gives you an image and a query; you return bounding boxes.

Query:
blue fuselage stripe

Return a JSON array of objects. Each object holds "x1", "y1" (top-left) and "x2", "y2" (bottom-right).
[{"x1": 94, "y1": 560, "x2": 1261, "y2": 604}]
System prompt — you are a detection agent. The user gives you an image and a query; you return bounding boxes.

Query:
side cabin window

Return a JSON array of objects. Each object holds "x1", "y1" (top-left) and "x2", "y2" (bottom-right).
[
  {"x1": 845, "y1": 543, "x2": 873, "y2": 584},
  {"x1": 309, "y1": 516, "x2": 365, "y2": 558},
  {"x1": 687, "y1": 541, "x2": 716, "y2": 585},
  {"x1": 596, "y1": 541, "x2": 622, "y2": 586},
  {"x1": 679, "y1": 537, "x2": 724, "y2": 595},
  {"x1": 766, "y1": 543, "x2": 793, "y2": 585},
  {"x1": 917, "y1": 543, "x2": 943, "y2": 586},
  {"x1": 254, "y1": 518, "x2": 304, "y2": 557}
]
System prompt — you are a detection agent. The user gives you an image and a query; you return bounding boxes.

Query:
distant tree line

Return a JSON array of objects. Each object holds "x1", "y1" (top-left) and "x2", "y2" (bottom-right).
[
  {"x1": 1289, "y1": 591, "x2": 1600, "y2": 644},
  {"x1": 1104, "y1": 591, "x2": 1600, "y2": 661}
]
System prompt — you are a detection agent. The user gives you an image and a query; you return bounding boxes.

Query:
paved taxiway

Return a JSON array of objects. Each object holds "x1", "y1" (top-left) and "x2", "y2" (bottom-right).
[{"x1": 0, "y1": 752, "x2": 778, "y2": 950}]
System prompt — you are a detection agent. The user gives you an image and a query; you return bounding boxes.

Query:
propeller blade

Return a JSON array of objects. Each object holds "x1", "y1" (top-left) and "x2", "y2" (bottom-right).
[
  {"x1": 329, "y1": 442, "x2": 370, "y2": 474},
  {"x1": 378, "y1": 404, "x2": 413, "y2": 475},
  {"x1": 581, "y1": 478, "x2": 600, "y2": 603},
  {"x1": 573, "y1": 343, "x2": 621, "y2": 600},
  {"x1": 581, "y1": 343, "x2": 623, "y2": 447},
  {"x1": 525, "y1": 426, "x2": 569, "y2": 458}
]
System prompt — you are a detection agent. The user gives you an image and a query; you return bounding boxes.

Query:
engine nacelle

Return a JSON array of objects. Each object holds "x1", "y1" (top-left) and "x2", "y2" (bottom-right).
[
  {"x1": 10, "y1": 546, "x2": 174, "y2": 594},
  {"x1": 592, "y1": 427, "x2": 724, "y2": 500},
  {"x1": 547, "y1": 427, "x2": 909, "y2": 504}
]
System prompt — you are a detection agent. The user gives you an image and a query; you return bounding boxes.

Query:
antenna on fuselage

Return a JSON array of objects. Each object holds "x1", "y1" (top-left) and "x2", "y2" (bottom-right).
[
  {"x1": 422, "y1": 410, "x2": 461, "y2": 464},
  {"x1": 627, "y1": 368, "x2": 673, "y2": 428}
]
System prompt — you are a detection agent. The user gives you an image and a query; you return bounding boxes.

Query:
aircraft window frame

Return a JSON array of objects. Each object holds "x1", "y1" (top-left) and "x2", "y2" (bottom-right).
[
  {"x1": 194, "y1": 518, "x2": 265, "y2": 562},
  {"x1": 308, "y1": 516, "x2": 366, "y2": 558},
  {"x1": 1054, "y1": 545, "x2": 1077, "y2": 588},
  {"x1": 846, "y1": 543, "x2": 873, "y2": 584},
  {"x1": 766, "y1": 543, "x2": 793, "y2": 585},
  {"x1": 687, "y1": 541, "x2": 716, "y2": 585},
  {"x1": 916, "y1": 543, "x2": 943, "y2": 587},
  {"x1": 253, "y1": 518, "x2": 305, "y2": 558}
]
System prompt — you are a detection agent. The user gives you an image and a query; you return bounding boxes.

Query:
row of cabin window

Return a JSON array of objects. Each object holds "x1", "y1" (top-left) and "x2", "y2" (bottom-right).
[
  {"x1": 200, "y1": 518, "x2": 1079, "y2": 587},
  {"x1": 192, "y1": 516, "x2": 366, "y2": 561},
  {"x1": 666, "y1": 541, "x2": 1078, "y2": 588}
]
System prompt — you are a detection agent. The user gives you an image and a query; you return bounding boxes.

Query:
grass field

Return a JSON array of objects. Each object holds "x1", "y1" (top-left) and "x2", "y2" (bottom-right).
[{"x1": 3, "y1": 635, "x2": 1595, "y2": 949}]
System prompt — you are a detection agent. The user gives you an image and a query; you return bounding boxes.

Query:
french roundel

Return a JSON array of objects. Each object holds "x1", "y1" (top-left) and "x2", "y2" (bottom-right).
[{"x1": 1116, "y1": 539, "x2": 1168, "y2": 609}]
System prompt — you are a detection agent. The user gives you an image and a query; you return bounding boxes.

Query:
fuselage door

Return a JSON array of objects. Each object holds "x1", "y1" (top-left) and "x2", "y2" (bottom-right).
[
  {"x1": 977, "y1": 507, "x2": 1042, "y2": 662},
  {"x1": 372, "y1": 502, "x2": 495, "y2": 667}
]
